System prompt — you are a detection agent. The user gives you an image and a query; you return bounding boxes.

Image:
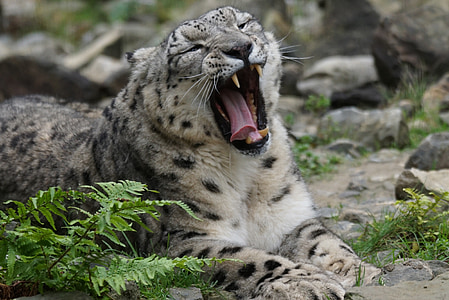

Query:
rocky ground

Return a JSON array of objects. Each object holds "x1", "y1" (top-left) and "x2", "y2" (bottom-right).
[
  {"x1": 2, "y1": 0, "x2": 449, "y2": 299},
  {"x1": 308, "y1": 148, "x2": 449, "y2": 300}
]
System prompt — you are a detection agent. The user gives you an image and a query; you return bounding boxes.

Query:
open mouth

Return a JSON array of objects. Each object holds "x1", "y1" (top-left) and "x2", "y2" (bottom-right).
[{"x1": 210, "y1": 64, "x2": 269, "y2": 154}]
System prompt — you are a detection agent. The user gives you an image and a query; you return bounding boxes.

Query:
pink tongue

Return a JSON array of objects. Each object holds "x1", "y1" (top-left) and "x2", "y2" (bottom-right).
[{"x1": 220, "y1": 89, "x2": 262, "y2": 143}]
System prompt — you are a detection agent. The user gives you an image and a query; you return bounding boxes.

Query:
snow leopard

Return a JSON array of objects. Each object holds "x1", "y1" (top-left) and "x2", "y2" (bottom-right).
[{"x1": 0, "y1": 6, "x2": 379, "y2": 299}]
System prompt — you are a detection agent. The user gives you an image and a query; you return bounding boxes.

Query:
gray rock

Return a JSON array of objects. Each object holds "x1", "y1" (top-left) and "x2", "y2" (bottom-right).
[
  {"x1": 297, "y1": 55, "x2": 378, "y2": 98},
  {"x1": 63, "y1": 27, "x2": 123, "y2": 70},
  {"x1": 81, "y1": 55, "x2": 130, "y2": 95},
  {"x1": 14, "y1": 32, "x2": 72, "y2": 60},
  {"x1": 347, "y1": 178, "x2": 369, "y2": 192},
  {"x1": 0, "y1": 55, "x2": 102, "y2": 103},
  {"x1": 318, "y1": 107, "x2": 409, "y2": 150},
  {"x1": 107, "y1": 280, "x2": 140, "y2": 300},
  {"x1": 380, "y1": 259, "x2": 434, "y2": 286},
  {"x1": 440, "y1": 111, "x2": 449, "y2": 126},
  {"x1": 330, "y1": 84, "x2": 386, "y2": 109},
  {"x1": 295, "y1": 0, "x2": 380, "y2": 61},
  {"x1": 372, "y1": 4, "x2": 449, "y2": 88},
  {"x1": 340, "y1": 209, "x2": 370, "y2": 224},
  {"x1": 405, "y1": 132, "x2": 449, "y2": 170},
  {"x1": 347, "y1": 271, "x2": 449, "y2": 300},
  {"x1": 395, "y1": 168, "x2": 449, "y2": 199},
  {"x1": 422, "y1": 72, "x2": 449, "y2": 114},
  {"x1": 169, "y1": 287, "x2": 203, "y2": 300},
  {"x1": 326, "y1": 139, "x2": 366, "y2": 158}
]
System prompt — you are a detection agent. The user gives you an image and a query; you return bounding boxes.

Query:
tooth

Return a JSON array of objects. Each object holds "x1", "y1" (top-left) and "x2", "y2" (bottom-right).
[
  {"x1": 250, "y1": 65, "x2": 255, "y2": 71},
  {"x1": 254, "y1": 64, "x2": 263, "y2": 77},
  {"x1": 245, "y1": 137, "x2": 253, "y2": 144},
  {"x1": 231, "y1": 73, "x2": 240, "y2": 88},
  {"x1": 258, "y1": 127, "x2": 269, "y2": 137}
]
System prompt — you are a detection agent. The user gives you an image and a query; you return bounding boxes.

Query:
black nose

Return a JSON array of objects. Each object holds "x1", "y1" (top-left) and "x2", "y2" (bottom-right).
[{"x1": 224, "y1": 42, "x2": 253, "y2": 62}]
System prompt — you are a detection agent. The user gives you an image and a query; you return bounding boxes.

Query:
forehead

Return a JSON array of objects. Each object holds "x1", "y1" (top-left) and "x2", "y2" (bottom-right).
[{"x1": 171, "y1": 7, "x2": 253, "y2": 41}]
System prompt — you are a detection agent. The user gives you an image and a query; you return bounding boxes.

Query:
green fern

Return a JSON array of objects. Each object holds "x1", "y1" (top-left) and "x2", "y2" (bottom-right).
[{"x1": 0, "y1": 181, "x2": 221, "y2": 298}]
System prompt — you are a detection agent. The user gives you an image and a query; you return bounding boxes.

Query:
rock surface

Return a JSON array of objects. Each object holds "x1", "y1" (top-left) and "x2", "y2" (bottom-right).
[
  {"x1": 318, "y1": 107, "x2": 409, "y2": 150},
  {"x1": 372, "y1": 3, "x2": 449, "y2": 88},
  {"x1": 395, "y1": 168, "x2": 449, "y2": 199},
  {"x1": 405, "y1": 132, "x2": 449, "y2": 170},
  {"x1": 297, "y1": 55, "x2": 378, "y2": 98},
  {"x1": 0, "y1": 55, "x2": 102, "y2": 102}
]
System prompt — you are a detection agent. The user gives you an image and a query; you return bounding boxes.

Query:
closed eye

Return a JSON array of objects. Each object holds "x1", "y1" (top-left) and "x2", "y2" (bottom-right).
[
  {"x1": 188, "y1": 45, "x2": 203, "y2": 52},
  {"x1": 238, "y1": 22, "x2": 247, "y2": 30}
]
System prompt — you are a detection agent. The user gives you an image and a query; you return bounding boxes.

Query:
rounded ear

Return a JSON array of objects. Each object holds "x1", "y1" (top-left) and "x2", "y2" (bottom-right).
[
  {"x1": 125, "y1": 47, "x2": 157, "y2": 66},
  {"x1": 125, "y1": 51, "x2": 135, "y2": 63}
]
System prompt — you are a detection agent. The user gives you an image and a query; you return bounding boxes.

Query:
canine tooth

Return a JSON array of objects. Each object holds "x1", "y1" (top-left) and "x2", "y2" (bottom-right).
[
  {"x1": 250, "y1": 65, "x2": 255, "y2": 71},
  {"x1": 231, "y1": 73, "x2": 240, "y2": 88},
  {"x1": 258, "y1": 127, "x2": 269, "y2": 137},
  {"x1": 245, "y1": 137, "x2": 253, "y2": 144},
  {"x1": 254, "y1": 64, "x2": 263, "y2": 77}
]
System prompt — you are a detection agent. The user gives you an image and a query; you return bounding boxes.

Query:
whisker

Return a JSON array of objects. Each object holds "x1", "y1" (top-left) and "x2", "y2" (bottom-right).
[
  {"x1": 281, "y1": 55, "x2": 313, "y2": 65},
  {"x1": 195, "y1": 81, "x2": 213, "y2": 117},
  {"x1": 180, "y1": 74, "x2": 208, "y2": 102},
  {"x1": 180, "y1": 73, "x2": 205, "y2": 79}
]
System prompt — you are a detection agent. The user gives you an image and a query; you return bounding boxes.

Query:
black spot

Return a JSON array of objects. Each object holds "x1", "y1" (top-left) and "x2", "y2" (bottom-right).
[
  {"x1": 173, "y1": 155, "x2": 195, "y2": 169},
  {"x1": 98, "y1": 131, "x2": 109, "y2": 147},
  {"x1": 198, "y1": 247, "x2": 211, "y2": 258},
  {"x1": 168, "y1": 114, "x2": 175, "y2": 124},
  {"x1": 179, "y1": 249, "x2": 193, "y2": 257},
  {"x1": 182, "y1": 120, "x2": 192, "y2": 128},
  {"x1": 181, "y1": 231, "x2": 207, "y2": 240},
  {"x1": 264, "y1": 260, "x2": 282, "y2": 271},
  {"x1": 262, "y1": 156, "x2": 277, "y2": 168},
  {"x1": 162, "y1": 206, "x2": 170, "y2": 214},
  {"x1": 160, "y1": 172, "x2": 179, "y2": 182},
  {"x1": 218, "y1": 246, "x2": 242, "y2": 255},
  {"x1": 271, "y1": 185, "x2": 291, "y2": 202},
  {"x1": 309, "y1": 229, "x2": 327, "y2": 240},
  {"x1": 339, "y1": 244, "x2": 355, "y2": 255},
  {"x1": 238, "y1": 263, "x2": 256, "y2": 278},
  {"x1": 295, "y1": 222, "x2": 315, "y2": 238},
  {"x1": 10, "y1": 135, "x2": 19, "y2": 148},
  {"x1": 205, "y1": 212, "x2": 221, "y2": 221},
  {"x1": 211, "y1": 270, "x2": 226, "y2": 286},
  {"x1": 202, "y1": 179, "x2": 221, "y2": 194},
  {"x1": 82, "y1": 171, "x2": 91, "y2": 184},
  {"x1": 269, "y1": 275, "x2": 282, "y2": 282},
  {"x1": 282, "y1": 268, "x2": 290, "y2": 275},
  {"x1": 129, "y1": 98, "x2": 137, "y2": 110},
  {"x1": 183, "y1": 201, "x2": 200, "y2": 213},
  {"x1": 306, "y1": 288, "x2": 320, "y2": 300},
  {"x1": 112, "y1": 119, "x2": 119, "y2": 134},
  {"x1": 102, "y1": 106, "x2": 113, "y2": 121},
  {"x1": 224, "y1": 282, "x2": 239, "y2": 291},
  {"x1": 255, "y1": 272, "x2": 273, "y2": 287},
  {"x1": 308, "y1": 243, "x2": 318, "y2": 259},
  {"x1": 326, "y1": 290, "x2": 342, "y2": 300},
  {"x1": 10, "y1": 131, "x2": 37, "y2": 154}
]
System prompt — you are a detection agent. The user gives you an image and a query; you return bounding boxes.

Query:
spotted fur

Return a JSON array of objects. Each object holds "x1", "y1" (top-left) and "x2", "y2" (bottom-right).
[{"x1": 0, "y1": 7, "x2": 379, "y2": 299}]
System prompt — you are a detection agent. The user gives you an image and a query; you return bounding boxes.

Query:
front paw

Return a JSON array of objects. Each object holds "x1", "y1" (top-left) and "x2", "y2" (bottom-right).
[
  {"x1": 318, "y1": 254, "x2": 380, "y2": 288},
  {"x1": 254, "y1": 268, "x2": 345, "y2": 300},
  {"x1": 309, "y1": 240, "x2": 381, "y2": 287}
]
